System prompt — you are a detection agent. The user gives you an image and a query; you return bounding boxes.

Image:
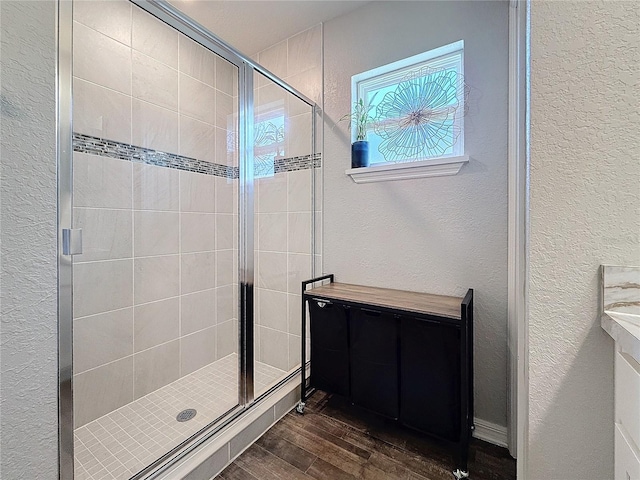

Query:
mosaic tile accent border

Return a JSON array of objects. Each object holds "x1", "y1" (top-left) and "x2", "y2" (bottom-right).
[
  {"x1": 73, "y1": 133, "x2": 321, "y2": 179},
  {"x1": 73, "y1": 133, "x2": 235, "y2": 178},
  {"x1": 275, "y1": 153, "x2": 321, "y2": 174}
]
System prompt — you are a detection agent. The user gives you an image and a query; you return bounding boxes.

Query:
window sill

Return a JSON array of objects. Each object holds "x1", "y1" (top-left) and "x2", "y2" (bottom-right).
[{"x1": 345, "y1": 155, "x2": 469, "y2": 184}]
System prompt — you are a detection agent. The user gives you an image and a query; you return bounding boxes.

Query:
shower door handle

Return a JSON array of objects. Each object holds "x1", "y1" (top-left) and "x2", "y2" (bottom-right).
[{"x1": 62, "y1": 228, "x2": 83, "y2": 255}]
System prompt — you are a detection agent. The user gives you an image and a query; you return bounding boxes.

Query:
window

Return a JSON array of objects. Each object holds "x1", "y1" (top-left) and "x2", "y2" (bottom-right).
[
  {"x1": 352, "y1": 40, "x2": 465, "y2": 166},
  {"x1": 254, "y1": 104, "x2": 286, "y2": 178}
]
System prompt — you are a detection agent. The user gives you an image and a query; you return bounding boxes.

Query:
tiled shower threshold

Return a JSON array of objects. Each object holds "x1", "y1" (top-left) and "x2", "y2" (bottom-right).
[{"x1": 74, "y1": 354, "x2": 286, "y2": 480}]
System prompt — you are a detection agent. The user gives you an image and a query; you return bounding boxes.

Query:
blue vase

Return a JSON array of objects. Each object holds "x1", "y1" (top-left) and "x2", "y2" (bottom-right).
[{"x1": 351, "y1": 141, "x2": 369, "y2": 168}]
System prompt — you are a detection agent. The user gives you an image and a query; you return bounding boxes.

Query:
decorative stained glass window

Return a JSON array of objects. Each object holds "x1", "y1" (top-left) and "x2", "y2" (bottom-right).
[
  {"x1": 253, "y1": 105, "x2": 286, "y2": 178},
  {"x1": 352, "y1": 41, "x2": 466, "y2": 165}
]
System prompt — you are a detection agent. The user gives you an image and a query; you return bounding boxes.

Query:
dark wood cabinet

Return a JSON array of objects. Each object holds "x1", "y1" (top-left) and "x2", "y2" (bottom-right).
[{"x1": 300, "y1": 275, "x2": 474, "y2": 477}]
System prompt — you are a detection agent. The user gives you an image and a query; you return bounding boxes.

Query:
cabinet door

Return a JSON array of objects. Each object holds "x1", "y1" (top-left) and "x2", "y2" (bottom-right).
[
  {"x1": 350, "y1": 308, "x2": 399, "y2": 419},
  {"x1": 615, "y1": 424, "x2": 640, "y2": 480},
  {"x1": 616, "y1": 350, "x2": 640, "y2": 452},
  {"x1": 309, "y1": 300, "x2": 350, "y2": 396},
  {"x1": 400, "y1": 316, "x2": 461, "y2": 441}
]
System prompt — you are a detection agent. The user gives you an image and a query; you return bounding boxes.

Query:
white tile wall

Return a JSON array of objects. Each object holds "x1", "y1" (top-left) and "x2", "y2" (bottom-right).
[
  {"x1": 258, "y1": 290, "x2": 288, "y2": 332},
  {"x1": 287, "y1": 112, "x2": 313, "y2": 158},
  {"x1": 287, "y1": 294, "x2": 303, "y2": 337},
  {"x1": 288, "y1": 70, "x2": 322, "y2": 112},
  {"x1": 179, "y1": 115, "x2": 215, "y2": 163},
  {"x1": 73, "y1": 78, "x2": 132, "y2": 144},
  {"x1": 180, "y1": 74, "x2": 216, "y2": 125},
  {"x1": 73, "y1": 21, "x2": 132, "y2": 95},
  {"x1": 133, "y1": 211, "x2": 180, "y2": 257},
  {"x1": 215, "y1": 90, "x2": 234, "y2": 129},
  {"x1": 287, "y1": 212, "x2": 312, "y2": 254},
  {"x1": 70, "y1": 0, "x2": 242, "y2": 426},
  {"x1": 287, "y1": 25, "x2": 322, "y2": 76},
  {"x1": 216, "y1": 285, "x2": 235, "y2": 324},
  {"x1": 216, "y1": 215, "x2": 234, "y2": 250},
  {"x1": 287, "y1": 169, "x2": 312, "y2": 210},
  {"x1": 181, "y1": 213, "x2": 216, "y2": 253},
  {"x1": 258, "y1": 213, "x2": 287, "y2": 252},
  {"x1": 132, "y1": 7, "x2": 178, "y2": 68},
  {"x1": 254, "y1": 162, "x2": 315, "y2": 377},
  {"x1": 73, "y1": 260, "x2": 134, "y2": 318},
  {"x1": 134, "y1": 298, "x2": 180, "y2": 352},
  {"x1": 255, "y1": 173, "x2": 287, "y2": 213},
  {"x1": 132, "y1": 99, "x2": 179, "y2": 153},
  {"x1": 73, "y1": 0, "x2": 132, "y2": 46},
  {"x1": 132, "y1": 51, "x2": 179, "y2": 111},
  {"x1": 179, "y1": 35, "x2": 215, "y2": 86},
  {"x1": 181, "y1": 252, "x2": 217, "y2": 294},
  {"x1": 74, "y1": 153, "x2": 132, "y2": 209},
  {"x1": 133, "y1": 255, "x2": 180, "y2": 304},
  {"x1": 217, "y1": 320, "x2": 238, "y2": 359},
  {"x1": 180, "y1": 171, "x2": 216, "y2": 213},
  {"x1": 215, "y1": 56, "x2": 236, "y2": 96},
  {"x1": 259, "y1": 328, "x2": 289, "y2": 372},
  {"x1": 74, "y1": 309, "x2": 134, "y2": 374},
  {"x1": 287, "y1": 254, "x2": 312, "y2": 294},
  {"x1": 251, "y1": 21, "x2": 322, "y2": 377},
  {"x1": 133, "y1": 340, "x2": 180, "y2": 398},
  {"x1": 215, "y1": 177, "x2": 235, "y2": 214},
  {"x1": 257, "y1": 251, "x2": 288, "y2": 292},
  {"x1": 215, "y1": 250, "x2": 235, "y2": 287},
  {"x1": 180, "y1": 326, "x2": 217, "y2": 375},
  {"x1": 133, "y1": 163, "x2": 180, "y2": 211},
  {"x1": 74, "y1": 357, "x2": 134, "y2": 428},
  {"x1": 181, "y1": 289, "x2": 217, "y2": 335},
  {"x1": 73, "y1": 208, "x2": 132, "y2": 262},
  {"x1": 73, "y1": 1, "x2": 236, "y2": 165},
  {"x1": 257, "y1": 40, "x2": 288, "y2": 83}
]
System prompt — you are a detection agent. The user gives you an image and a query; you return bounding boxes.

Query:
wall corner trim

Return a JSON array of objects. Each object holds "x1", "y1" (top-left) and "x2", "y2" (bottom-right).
[{"x1": 473, "y1": 418, "x2": 509, "y2": 449}]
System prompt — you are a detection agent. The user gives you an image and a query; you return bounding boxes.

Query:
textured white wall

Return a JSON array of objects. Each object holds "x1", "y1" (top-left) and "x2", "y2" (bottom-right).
[
  {"x1": 323, "y1": 1, "x2": 510, "y2": 428},
  {"x1": 527, "y1": 1, "x2": 640, "y2": 478},
  {"x1": 0, "y1": 1, "x2": 59, "y2": 479}
]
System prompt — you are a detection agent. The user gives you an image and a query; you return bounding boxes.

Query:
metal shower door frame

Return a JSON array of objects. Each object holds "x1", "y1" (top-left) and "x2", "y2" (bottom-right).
[{"x1": 57, "y1": 0, "x2": 317, "y2": 478}]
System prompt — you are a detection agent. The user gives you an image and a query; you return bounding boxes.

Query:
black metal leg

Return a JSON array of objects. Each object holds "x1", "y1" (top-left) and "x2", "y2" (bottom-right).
[
  {"x1": 298, "y1": 295, "x2": 307, "y2": 414},
  {"x1": 299, "y1": 274, "x2": 335, "y2": 414},
  {"x1": 454, "y1": 289, "x2": 473, "y2": 479}
]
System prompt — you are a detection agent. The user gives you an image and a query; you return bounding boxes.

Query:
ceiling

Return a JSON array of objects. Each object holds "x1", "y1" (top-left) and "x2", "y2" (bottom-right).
[{"x1": 168, "y1": 0, "x2": 369, "y2": 56}]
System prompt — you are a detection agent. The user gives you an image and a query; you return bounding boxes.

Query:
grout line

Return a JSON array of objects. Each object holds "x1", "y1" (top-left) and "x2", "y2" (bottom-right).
[
  {"x1": 130, "y1": 139, "x2": 136, "y2": 407},
  {"x1": 73, "y1": 249, "x2": 237, "y2": 266},
  {"x1": 177, "y1": 62, "x2": 183, "y2": 377}
]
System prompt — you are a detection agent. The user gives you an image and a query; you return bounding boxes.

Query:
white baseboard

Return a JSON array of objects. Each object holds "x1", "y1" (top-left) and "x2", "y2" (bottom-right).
[{"x1": 473, "y1": 418, "x2": 509, "y2": 448}]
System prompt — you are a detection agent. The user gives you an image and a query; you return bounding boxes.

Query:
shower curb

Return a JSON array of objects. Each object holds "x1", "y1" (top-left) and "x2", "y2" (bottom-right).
[{"x1": 153, "y1": 371, "x2": 303, "y2": 480}]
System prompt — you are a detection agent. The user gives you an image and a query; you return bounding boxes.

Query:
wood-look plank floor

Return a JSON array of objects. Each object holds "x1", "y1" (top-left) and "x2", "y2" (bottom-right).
[{"x1": 215, "y1": 391, "x2": 516, "y2": 480}]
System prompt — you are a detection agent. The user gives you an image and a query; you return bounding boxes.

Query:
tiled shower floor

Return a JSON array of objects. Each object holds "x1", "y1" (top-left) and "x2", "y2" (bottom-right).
[{"x1": 74, "y1": 354, "x2": 286, "y2": 480}]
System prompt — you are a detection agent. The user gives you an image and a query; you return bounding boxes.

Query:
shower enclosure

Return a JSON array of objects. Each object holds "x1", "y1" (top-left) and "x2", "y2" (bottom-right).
[{"x1": 58, "y1": 2, "x2": 319, "y2": 479}]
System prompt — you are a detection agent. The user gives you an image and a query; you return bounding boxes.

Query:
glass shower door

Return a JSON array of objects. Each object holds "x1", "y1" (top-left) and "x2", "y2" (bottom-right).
[
  {"x1": 71, "y1": 3, "x2": 240, "y2": 478},
  {"x1": 253, "y1": 70, "x2": 314, "y2": 397}
]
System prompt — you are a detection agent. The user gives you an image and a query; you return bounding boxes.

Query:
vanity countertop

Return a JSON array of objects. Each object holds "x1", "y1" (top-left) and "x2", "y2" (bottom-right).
[
  {"x1": 601, "y1": 265, "x2": 640, "y2": 363},
  {"x1": 602, "y1": 310, "x2": 640, "y2": 364}
]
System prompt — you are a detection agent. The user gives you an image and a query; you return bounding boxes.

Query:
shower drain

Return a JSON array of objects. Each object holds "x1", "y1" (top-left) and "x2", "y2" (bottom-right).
[{"x1": 176, "y1": 409, "x2": 197, "y2": 422}]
